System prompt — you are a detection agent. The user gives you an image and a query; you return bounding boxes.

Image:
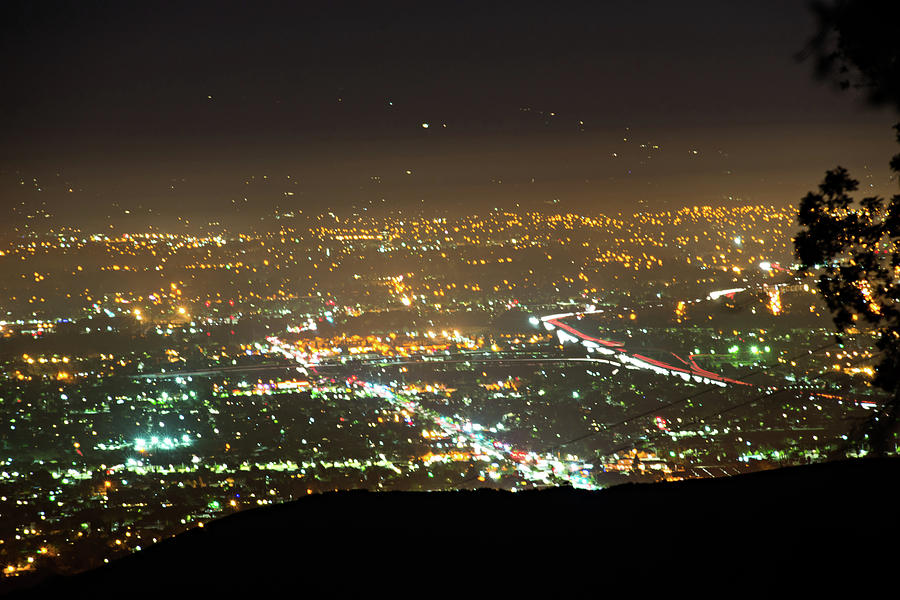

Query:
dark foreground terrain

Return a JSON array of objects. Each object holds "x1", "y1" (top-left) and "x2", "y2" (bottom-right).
[{"x1": 6, "y1": 457, "x2": 900, "y2": 595}]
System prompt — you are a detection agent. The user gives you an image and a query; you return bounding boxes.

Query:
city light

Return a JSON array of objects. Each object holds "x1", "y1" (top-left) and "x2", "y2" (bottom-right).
[{"x1": 0, "y1": 1, "x2": 889, "y2": 581}]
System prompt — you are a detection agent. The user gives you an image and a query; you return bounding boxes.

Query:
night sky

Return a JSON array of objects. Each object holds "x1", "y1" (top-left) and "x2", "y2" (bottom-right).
[{"x1": 2, "y1": 0, "x2": 897, "y2": 226}]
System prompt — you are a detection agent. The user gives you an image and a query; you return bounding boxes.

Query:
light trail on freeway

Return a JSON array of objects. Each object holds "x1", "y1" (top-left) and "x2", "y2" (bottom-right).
[{"x1": 542, "y1": 313, "x2": 752, "y2": 388}]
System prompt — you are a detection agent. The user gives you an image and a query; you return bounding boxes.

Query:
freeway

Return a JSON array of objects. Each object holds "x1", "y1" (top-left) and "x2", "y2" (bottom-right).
[
  {"x1": 131, "y1": 363, "x2": 305, "y2": 379},
  {"x1": 542, "y1": 313, "x2": 752, "y2": 388}
]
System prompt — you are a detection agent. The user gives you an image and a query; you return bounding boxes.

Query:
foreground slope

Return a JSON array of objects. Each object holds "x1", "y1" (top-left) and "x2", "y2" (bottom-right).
[{"x1": 8, "y1": 457, "x2": 900, "y2": 594}]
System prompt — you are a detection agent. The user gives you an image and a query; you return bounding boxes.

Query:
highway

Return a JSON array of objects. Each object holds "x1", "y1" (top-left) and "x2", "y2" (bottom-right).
[{"x1": 542, "y1": 313, "x2": 752, "y2": 388}]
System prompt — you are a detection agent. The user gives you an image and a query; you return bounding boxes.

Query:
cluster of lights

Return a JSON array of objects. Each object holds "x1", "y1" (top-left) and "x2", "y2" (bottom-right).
[{"x1": 133, "y1": 434, "x2": 193, "y2": 452}]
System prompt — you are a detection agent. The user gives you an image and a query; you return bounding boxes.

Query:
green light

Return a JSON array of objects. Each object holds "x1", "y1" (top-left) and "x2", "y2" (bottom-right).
[
  {"x1": 764, "y1": 346, "x2": 770, "y2": 353},
  {"x1": 750, "y1": 346, "x2": 759, "y2": 354},
  {"x1": 728, "y1": 345, "x2": 739, "y2": 353},
  {"x1": 208, "y1": 500, "x2": 221, "y2": 510}
]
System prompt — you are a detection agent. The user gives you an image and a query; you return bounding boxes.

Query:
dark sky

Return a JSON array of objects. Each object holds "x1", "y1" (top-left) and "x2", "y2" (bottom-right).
[{"x1": 1, "y1": 0, "x2": 897, "y2": 226}]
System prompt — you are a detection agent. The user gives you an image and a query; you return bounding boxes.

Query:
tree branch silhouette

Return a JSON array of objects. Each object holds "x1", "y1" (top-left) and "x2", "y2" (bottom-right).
[{"x1": 795, "y1": 0, "x2": 900, "y2": 455}]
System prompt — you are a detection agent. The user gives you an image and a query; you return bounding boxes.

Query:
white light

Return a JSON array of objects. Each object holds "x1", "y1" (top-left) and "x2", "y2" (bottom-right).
[{"x1": 708, "y1": 287, "x2": 745, "y2": 300}]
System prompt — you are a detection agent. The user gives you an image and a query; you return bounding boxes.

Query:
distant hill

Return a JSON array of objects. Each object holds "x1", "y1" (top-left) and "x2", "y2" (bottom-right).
[{"x1": 7, "y1": 457, "x2": 900, "y2": 594}]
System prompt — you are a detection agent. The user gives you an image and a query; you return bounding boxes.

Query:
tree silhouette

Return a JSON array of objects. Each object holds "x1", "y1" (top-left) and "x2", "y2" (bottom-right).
[
  {"x1": 794, "y1": 0, "x2": 900, "y2": 455},
  {"x1": 802, "y1": 0, "x2": 900, "y2": 112}
]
